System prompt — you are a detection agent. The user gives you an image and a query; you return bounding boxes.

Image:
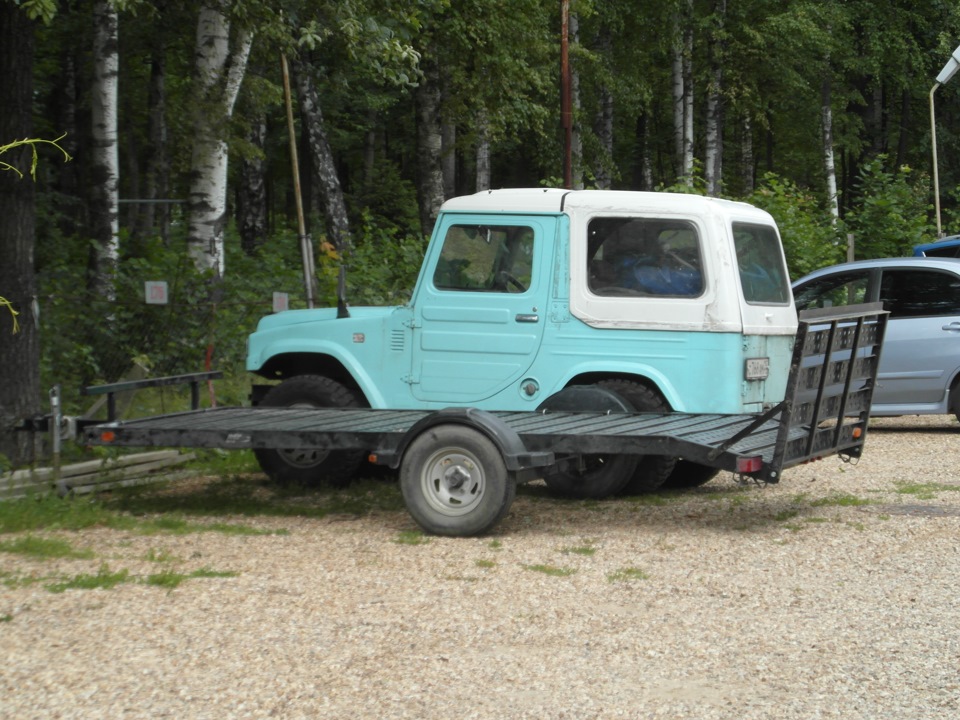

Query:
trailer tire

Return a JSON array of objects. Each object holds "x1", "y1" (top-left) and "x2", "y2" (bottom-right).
[
  {"x1": 253, "y1": 375, "x2": 365, "y2": 487},
  {"x1": 400, "y1": 425, "x2": 515, "y2": 537}
]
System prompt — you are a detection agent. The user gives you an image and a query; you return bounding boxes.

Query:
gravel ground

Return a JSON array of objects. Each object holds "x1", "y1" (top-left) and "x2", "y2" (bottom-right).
[{"x1": 2, "y1": 414, "x2": 959, "y2": 719}]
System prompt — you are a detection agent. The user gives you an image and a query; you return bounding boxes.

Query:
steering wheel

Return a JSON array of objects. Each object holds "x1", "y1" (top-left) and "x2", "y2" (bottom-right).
[{"x1": 498, "y1": 271, "x2": 527, "y2": 292}]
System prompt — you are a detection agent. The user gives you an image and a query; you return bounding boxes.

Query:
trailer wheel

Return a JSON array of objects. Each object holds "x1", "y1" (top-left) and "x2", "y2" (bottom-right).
[
  {"x1": 400, "y1": 425, "x2": 515, "y2": 537},
  {"x1": 253, "y1": 375, "x2": 365, "y2": 487}
]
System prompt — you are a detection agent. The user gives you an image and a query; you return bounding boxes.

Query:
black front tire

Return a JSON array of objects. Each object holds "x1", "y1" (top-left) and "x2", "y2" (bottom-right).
[
  {"x1": 400, "y1": 425, "x2": 515, "y2": 537},
  {"x1": 253, "y1": 375, "x2": 366, "y2": 487}
]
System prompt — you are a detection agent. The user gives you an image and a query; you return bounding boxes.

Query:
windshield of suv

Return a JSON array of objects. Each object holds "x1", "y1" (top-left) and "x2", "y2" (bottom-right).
[{"x1": 732, "y1": 222, "x2": 790, "y2": 304}]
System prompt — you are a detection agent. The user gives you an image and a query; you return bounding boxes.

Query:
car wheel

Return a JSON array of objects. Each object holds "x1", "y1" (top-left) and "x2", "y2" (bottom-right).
[
  {"x1": 659, "y1": 459, "x2": 720, "y2": 490},
  {"x1": 598, "y1": 379, "x2": 677, "y2": 494},
  {"x1": 253, "y1": 375, "x2": 366, "y2": 487}
]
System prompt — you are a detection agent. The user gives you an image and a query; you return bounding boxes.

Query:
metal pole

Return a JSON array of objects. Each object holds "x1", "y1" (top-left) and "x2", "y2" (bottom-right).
[
  {"x1": 281, "y1": 53, "x2": 318, "y2": 308},
  {"x1": 930, "y1": 82, "x2": 943, "y2": 238}
]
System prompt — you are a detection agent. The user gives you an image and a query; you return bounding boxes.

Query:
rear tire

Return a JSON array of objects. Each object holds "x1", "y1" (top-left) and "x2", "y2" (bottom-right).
[
  {"x1": 253, "y1": 375, "x2": 366, "y2": 487},
  {"x1": 660, "y1": 460, "x2": 720, "y2": 490},
  {"x1": 597, "y1": 380, "x2": 677, "y2": 495},
  {"x1": 400, "y1": 425, "x2": 515, "y2": 537}
]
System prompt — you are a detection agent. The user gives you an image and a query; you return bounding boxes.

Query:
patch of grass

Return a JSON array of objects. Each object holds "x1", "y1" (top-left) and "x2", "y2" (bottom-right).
[
  {"x1": 0, "y1": 613, "x2": 11, "y2": 622},
  {"x1": 143, "y1": 567, "x2": 238, "y2": 590},
  {"x1": 0, "y1": 495, "x2": 136, "y2": 534},
  {"x1": 475, "y1": 559, "x2": 496, "y2": 569},
  {"x1": 607, "y1": 567, "x2": 649, "y2": 582},
  {"x1": 561, "y1": 544, "x2": 596, "y2": 556},
  {"x1": 487, "y1": 540, "x2": 502, "y2": 550},
  {"x1": 394, "y1": 530, "x2": 429, "y2": 545},
  {"x1": 810, "y1": 493, "x2": 873, "y2": 508},
  {"x1": 773, "y1": 509, "x2": 801, "y2": 522},
  {"x1": 0, "y1": 535, "x2": 95, "y2": 560},
  {"x1": 45, "y1": 564, "x2": 130, "y2": 593},
  {"x1": 523, "y1": 564, "x2": 576, "y2": 577},
  {"x1": 894, "y1": 482, "x2": 960, "y2": 500}
]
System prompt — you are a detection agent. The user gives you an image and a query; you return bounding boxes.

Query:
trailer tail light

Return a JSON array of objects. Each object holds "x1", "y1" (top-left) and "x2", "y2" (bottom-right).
[
  {"x1": 736, "y1": 456, "x2": 763, "y2": 473},
  {"x1": 100, "y1": 430, "x2": 116, "y2": 443}
]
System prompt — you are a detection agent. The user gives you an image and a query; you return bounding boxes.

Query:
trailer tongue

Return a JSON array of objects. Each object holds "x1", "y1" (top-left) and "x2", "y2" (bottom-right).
[{"x1": 81, "y1": 304, "x2": 886, "y2": 536}]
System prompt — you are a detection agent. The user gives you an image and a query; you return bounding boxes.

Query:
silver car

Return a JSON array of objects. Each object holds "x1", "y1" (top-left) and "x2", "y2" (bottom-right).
[{"x1": 792, "y1": 256, "x2": 960, "y2": 421}]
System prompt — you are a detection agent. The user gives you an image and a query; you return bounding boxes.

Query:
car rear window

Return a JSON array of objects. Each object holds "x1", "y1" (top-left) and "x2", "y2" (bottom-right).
[{"x1": 732, "y1": 223, "x2": 791, "y2": 304}]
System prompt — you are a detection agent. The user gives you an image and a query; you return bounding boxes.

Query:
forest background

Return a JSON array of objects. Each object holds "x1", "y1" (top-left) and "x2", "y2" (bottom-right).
[{"x1": 4, "y1": 0, "x2": 960, "y2": 466}]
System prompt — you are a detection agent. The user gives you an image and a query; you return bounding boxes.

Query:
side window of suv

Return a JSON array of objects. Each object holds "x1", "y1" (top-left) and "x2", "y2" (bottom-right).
[
  {"x1": 433, "y1": 224, "x2": 534, "y2": 293},
  {"x1": 586, "y1": 217, "x2": 704, "y2": 297},
  {"x1": 793, "y1": 271, "x2": 870, "y2": 311},
  {"x1": 879, "y1": 269, "x2": 960, "y2": 318}
]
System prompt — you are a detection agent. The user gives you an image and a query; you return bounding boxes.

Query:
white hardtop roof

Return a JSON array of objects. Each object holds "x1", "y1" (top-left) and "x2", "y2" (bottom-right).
[{"x1": 440, "y1": 188, "x2": 774, "y2": 223}]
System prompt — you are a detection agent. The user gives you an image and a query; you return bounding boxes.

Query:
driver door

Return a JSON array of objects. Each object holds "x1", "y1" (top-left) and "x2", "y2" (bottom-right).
[{"x1": 410, "y1": 215, "x2": 551, "y2": 404}]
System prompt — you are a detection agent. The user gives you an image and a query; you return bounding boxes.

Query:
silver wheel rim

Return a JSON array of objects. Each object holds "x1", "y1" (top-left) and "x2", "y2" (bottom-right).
[
  {"x1": 420, "y1": 447, "x2": 486, "y2": 517},
  {"x1": 277, "y1": 402, "x2": 330, "y2": 467}
]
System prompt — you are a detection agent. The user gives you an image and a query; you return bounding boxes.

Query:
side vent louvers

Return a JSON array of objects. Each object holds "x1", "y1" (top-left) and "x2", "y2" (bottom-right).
[{"x1": 390, "y1": 330, "x2": 405, "y2": 352}]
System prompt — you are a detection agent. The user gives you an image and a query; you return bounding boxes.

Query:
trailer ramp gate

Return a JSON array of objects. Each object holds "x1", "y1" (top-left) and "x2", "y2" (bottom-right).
[{"x1": 83, "y1": 304, "x2": 886, "y2": 484}]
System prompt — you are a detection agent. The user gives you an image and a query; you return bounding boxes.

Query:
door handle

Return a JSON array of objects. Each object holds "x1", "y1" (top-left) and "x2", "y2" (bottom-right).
[
  {"x1": 942, "y1": 322, "x2": 960, "y2": 332},
  {"x1": 515, "y1": 313, "x2": 539, "y2": 323}
]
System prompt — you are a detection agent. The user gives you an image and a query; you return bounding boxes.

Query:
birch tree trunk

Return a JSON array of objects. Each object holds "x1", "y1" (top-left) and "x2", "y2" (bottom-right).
[
  {"x1": 415, "y1": 56, "x2": 444, "y2": 235},
  {"x1": 187, "y1": 6, "x2": 253, "y2": 275},
  {"x1": 475, "y1": 107, "x2": 491, "y2": 192},
  {"x1": 704, "y1": 0, "x2": 725, "y2": 197},
  {"x1": 821, "y1": 75, "x2": 839, "y2": 222},
  {"x1": 293, "y1": 59, "x2": 352, "y2": 253},
  {"x1": 0, "y1": 2, "x2": 41, "y2": 465},
  {"x1": 672, "y1": 22, "x2": 685, "y2": 181},
  {"x1": 89, "y1": 0, "x2": 119, "y2": 299}
]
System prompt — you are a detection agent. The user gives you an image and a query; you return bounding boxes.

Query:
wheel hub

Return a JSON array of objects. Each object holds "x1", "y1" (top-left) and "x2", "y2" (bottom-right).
[{"x1": 442, "y1": 462, "x2": 472, "y2": 491}]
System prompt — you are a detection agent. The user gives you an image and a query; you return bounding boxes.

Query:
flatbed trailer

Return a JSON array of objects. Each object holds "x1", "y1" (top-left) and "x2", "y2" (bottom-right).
[{"x1": 80, "y1": 304, "x2": 887, "y2": 536}]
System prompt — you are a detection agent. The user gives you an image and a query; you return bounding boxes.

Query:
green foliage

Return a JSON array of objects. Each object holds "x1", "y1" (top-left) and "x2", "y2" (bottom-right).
[
  {"x1": 747, "y1": 173, "x2": 844, "y2": 279},
  {"x1": 36, "y1": 216, "x2": 425, "y2": 419},
  {"x1": 0, "y1": 535, "x2": 94, "y2": 559},
  {"x1": 144, "y1": 567, "x2": 238, "y2": 590},
  {"x1": 45, "y1": 564, "x2": 130, "y2": 593},
  {"x1": 842, "y1": 157, "x2": 935, "y2": 259},
  {"x1": 318, "y1": 213, "x2": 427, "y2": 307}
]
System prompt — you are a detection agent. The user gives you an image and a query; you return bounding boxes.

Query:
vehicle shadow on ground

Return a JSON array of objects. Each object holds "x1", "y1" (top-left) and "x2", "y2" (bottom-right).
[{"x1": 101, "y1": 470, "x2": 881, "y2": 538}]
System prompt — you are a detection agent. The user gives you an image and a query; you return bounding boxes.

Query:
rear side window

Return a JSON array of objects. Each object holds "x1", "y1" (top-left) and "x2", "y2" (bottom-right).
[
  {"x1": 586, "y1": 217, "x2": 704, "y2": 297},
  {"x1": 433, "y1": 224, "x2": 534, "y2": 293},
  {"x1": 733, "y1": 223, "x2": 790, "y2": 304},
  {"x1": 880, "y1": 269, "x2": 960, "y2": 318},
  {"x1": 794, "y1": 271, "x2": 871, "y2": 311}
]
